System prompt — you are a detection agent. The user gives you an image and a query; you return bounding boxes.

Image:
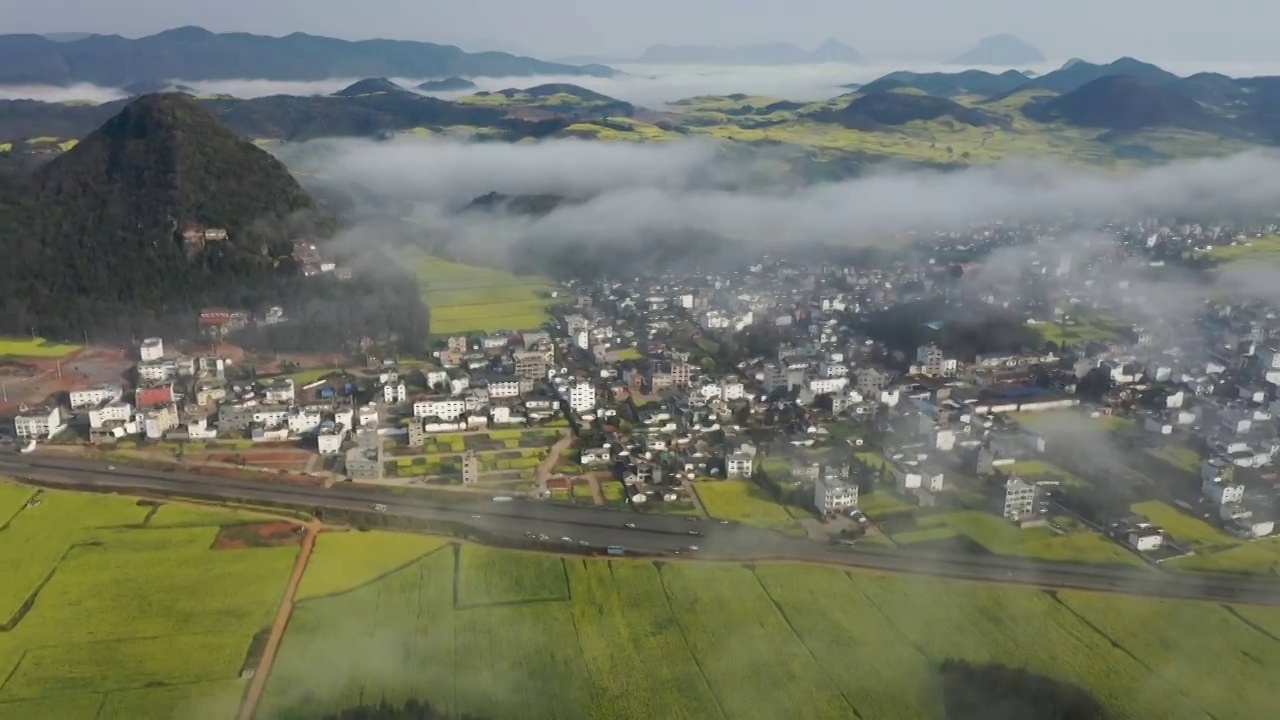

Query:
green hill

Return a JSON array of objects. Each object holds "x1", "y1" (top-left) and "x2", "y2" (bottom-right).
[{"x1": 0, "y1": 93, "x2": 330, "y2": 338}]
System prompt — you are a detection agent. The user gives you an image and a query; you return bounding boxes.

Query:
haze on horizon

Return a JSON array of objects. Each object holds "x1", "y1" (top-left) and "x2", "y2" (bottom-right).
[{"x1": 6, "y1": 0, "x2": 1280, "y2": 63}]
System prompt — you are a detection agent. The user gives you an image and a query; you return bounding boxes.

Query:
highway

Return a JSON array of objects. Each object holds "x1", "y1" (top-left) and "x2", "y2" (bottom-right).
[{"x1": 5, "y1": 452, "x2": 1280, "y2": 606}]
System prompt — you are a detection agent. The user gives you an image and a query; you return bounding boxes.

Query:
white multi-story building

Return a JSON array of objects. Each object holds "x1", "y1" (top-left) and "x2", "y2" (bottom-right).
[
  {"x1": 413, "y1": 398, "x2": 466, "y2": 421},
  {"x1": 720, "y1": 381, "x2": 745, "y2": 401},
  {"x1": 814, "y1": 475, "x2": 858, "y2": 515},
  {"x1": 139, "y1": 337, "x2": 164, "y2": 362},
  {"x1": 89, "y1": 401, "x2": 133, "y2": 429},
  {"x1": 137, "y1": 359, "x2": 179, "y2": 384},
  {"x1": 808, "y1": 376, "x2": 849, "y2": 396},
  {"x1": 1002, "y1": 476, "x2": 1038, "y2": 521},
  {"x1": 487, "y1": 379, "x2": 521, "y2": 399},
  {"x1": 263, "y1": 378, "x2": 295, "y2": 405},
  {"x1": 197, "y1": 356, "x2": 226, "y2": 379},
  {"x1": 1204, "y1": 478, "x2": 1245, "y2": 505},
  {"x1": 15, "y1": 406, "x2": 65, "y2": 440},
  {"x1": 567, "y1": 382, "x2": 596, "y2": 413},
  {"x1": 383, "y1": 381, "x2": 407, "y2": 404},
  {"x1": 317, "y1": 428, "x2": 346, "y2": 455},
  {"x1": 140, "y1": 405, "x2": 179, "y2": 440},
  {"x1": 70, "y1": 385, "x2": 123, "y2": 410},
  {"x1": 726, "y1": 452, "x2": 754, "y2": 478},
  {"x1": 288, "y1": 408, "x2": 323, "y2": 435},
  {"x1": 424, "y1": 369, "x2": 449, "y2": 389}
]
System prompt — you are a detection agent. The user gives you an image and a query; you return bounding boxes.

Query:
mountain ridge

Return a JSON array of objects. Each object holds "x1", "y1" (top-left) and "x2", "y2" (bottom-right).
[
  {"x1": 0, "y1": 26, "x2": 615, "y2": 86},
  {"x1": 949, "y1": 34, "x2": 1046, "y2": 66}
]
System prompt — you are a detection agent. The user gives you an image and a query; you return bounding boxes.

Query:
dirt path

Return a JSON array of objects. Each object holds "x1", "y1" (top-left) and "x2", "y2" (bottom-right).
[
  {"x1": 588, "y1": 475, "x2": 605, "y2": 506},
  {"x1": 535, "y1": 431, "x2": 573, "y2": 495},
  {"x1": 238, "y1": 521, "x2": 320, "y2": 720},
  {"x1": 683, "y1": 478, "x2": 710, "y2": 519}
]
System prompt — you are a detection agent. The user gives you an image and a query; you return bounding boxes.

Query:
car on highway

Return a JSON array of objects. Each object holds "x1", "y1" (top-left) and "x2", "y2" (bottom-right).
[
  {"x1": 688, "y1": 530, "x2": 702, "y2": 536},
  {"x1": 719, "y1": 520, "x2": 729, "y2": 525},
  {"x1": 560, "y1": 536, "x2": 572, "y2": 543},
  {"x1": 578, "y1": 540, "x2": 589, "y2": 546},
  {"x1": 687, "y1": 546, "x2": 699, "y2": 551},
  {"x1": 106, "y1": 465, "x2": 116, "y2": 471},
  {"x1": 371, "y1": 503, "x2": 388, "y2": 512},
  {"x1": 470, "y1": 515, "x2": 481, "y2": 519},
  {"x1": 625, "y1": 523, "x2": 636, "y2": 528}
]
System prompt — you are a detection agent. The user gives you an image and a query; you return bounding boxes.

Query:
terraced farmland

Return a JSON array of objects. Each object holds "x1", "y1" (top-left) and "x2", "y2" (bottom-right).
[
  {"x1": 263, "y1": 538, "x2": 1280, "y2": 720},
  {"x1": 415, "y1": 256, "x2": 564, "y2": 335}
]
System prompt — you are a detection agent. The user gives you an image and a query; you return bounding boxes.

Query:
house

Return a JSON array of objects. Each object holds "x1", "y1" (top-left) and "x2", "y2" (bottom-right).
[
  {"x1": 69, "y1": 385, "x2": 123, "y2": 410},
  {"x1": 316, "y1": 425, "x2": 345, "y2": 453},
  {"x1": 263, "y1": 378, "x2": 295, "y2": 405},
  {"x1": 580, "y1": 446, "x2": 612, "y2": 465},
  {"x1": 14, "y1": 405, "x2": 65, "y2": 440},
  {"x1": 413, "y1": 397, "x2": 466, "y2": 421},
  {"x1": 378, "y1": 381, "x2": 404, "y2": 404},
  {"x1": 1127, "y1": 524, "x2": 1165, "y2": 552},
  {"x1": 725, "y1": 452, "x2": 754, "y2": 478},
  {"x1": 89, "y1": 402, "x2": 133, "y2": 430},
  {"x1": 1001, "y1": 475, "x2": 1038, "y2": 522},
  {"x1": 344, "y1": 445, "x2": 383, "y2": 480},
  {"x1": 814, "y1": 474, "x2": 858, "y2": 515}
]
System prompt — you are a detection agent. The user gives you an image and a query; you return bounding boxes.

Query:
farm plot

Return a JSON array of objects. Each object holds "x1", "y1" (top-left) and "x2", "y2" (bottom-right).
[
  {"x1": 297, "y1": 530, "x2": 450, "y2": 600},
  {"x1": 1058, "y1": 592, "x2": 1280, "y2": 719},
  {"x1": 457, "y1": 544, "x2": 568, "y2": 606},
  {"x1": 0, "y1": 485, "x2": 297, "y2": 717},
  {"x1": 416, "y1": 256, "x2": 565, "y2": 335},
  {"x1": 261, "y1": 535, "x2": 1280, "y2": 720},
  {"x1": 853, "y1": 573, "x2": 1210, "y2": 720},
  {"x1": 692, "y1": 480, "x2": 805, "y2": 535},
  {"x1": 0, "y1": 337, "x2": 80, "y2": 358},
  {"x1": 1131, "y1": 501, "x2": 1240, "y2": 553}
]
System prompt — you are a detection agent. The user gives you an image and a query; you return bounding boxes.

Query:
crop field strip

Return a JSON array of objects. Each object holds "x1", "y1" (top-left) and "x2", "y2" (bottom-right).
[
  {"x1": 263, "y1": 538, "x2": 1280, "y2": 720},
  {"x1": 0, "y1": 485, "x2": 299, "y2": 720}
]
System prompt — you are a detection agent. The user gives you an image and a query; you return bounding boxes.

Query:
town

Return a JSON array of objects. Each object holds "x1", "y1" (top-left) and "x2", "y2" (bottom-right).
[{"x1": 5, "y1": 216, "x2": 1280, "y2": 572}]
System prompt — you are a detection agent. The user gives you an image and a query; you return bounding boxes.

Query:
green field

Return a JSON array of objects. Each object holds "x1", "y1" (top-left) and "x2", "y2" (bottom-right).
[
  {"x1": 0, "y1": 337, "x2": 81, "y2": 358},
  {"x1": 1003, "y1": 460, "x2": 1089, "y2": 488},
  {"x1": 1131, "y1": 501, "x2": 1240, "y2": 553},
  {"x1": 692, "y1": 479, "x2": 807, "y2": 535},
  {"x1": 889, "y1": 511, "x2": 1144, "y2": 566},
  {"x1": 1200, "y1": 234, "x2": 1280, "y2": 265},
  {"x1": 1028, "y1": 310, "x2": 1126, "y2": 346},
  {"x1": 263, "y1": 538, "x2": 1280, "y2": 720},
  {"x1": 414, "y1": 256, "x2": 564, "y2": 335},
  {"x1": 1146, "y1": 445, "x2": 1203, "y2": 472},
  {"x1": 0, "y1": 483, "x2": 296, "y2": 720}
]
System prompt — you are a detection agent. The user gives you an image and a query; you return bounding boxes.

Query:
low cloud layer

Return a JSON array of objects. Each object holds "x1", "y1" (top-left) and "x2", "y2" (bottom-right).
[
  {"x1": 285, "y1": 136, "x2": 1280, "y2": 255},
  {"x1": 7, "y1": 59, "x2": 1280, "y2": 107}
]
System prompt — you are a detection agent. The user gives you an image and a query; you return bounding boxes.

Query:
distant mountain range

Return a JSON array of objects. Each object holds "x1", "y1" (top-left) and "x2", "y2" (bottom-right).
[
  {"x1": 557, "y1": 39, "x2": 862, "y2": 66},
  {"x1": 5, "y1": 56, "x2": 1280, "y2": 173},
  {"x1": 0, "y1": 26, "x2": 614, "y2": 86},
  {"x1": 949, "y1": 34, "x2": 1045, "y2": 66}
]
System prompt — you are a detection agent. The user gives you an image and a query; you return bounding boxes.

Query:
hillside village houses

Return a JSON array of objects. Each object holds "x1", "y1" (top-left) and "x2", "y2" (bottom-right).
[{"x1": 11, "y1": 219, "x2": 1280, "y2": 549}]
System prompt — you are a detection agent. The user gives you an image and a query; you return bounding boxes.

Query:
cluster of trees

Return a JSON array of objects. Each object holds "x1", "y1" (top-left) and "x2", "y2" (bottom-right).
[
  {"x1": 229, "y1": 268, "x2": 429, "y2": 356},
  {"x1": 860, "y1": 298, "x2": 1044, "y2": 362},
  {"x1": 939, "y1": 659, "x2": 1111, "y2": 720}
]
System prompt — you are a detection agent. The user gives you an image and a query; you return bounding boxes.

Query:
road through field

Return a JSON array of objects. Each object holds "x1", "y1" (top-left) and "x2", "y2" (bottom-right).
[{"x1": 239, "y1": 520, "x2": 320, "y2": 720}]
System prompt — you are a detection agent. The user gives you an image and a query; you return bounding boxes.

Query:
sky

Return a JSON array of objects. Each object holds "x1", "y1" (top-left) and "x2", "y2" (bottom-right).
[{"x1": 5, "y1": 0, "x2": 1280, "y2": 63}]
